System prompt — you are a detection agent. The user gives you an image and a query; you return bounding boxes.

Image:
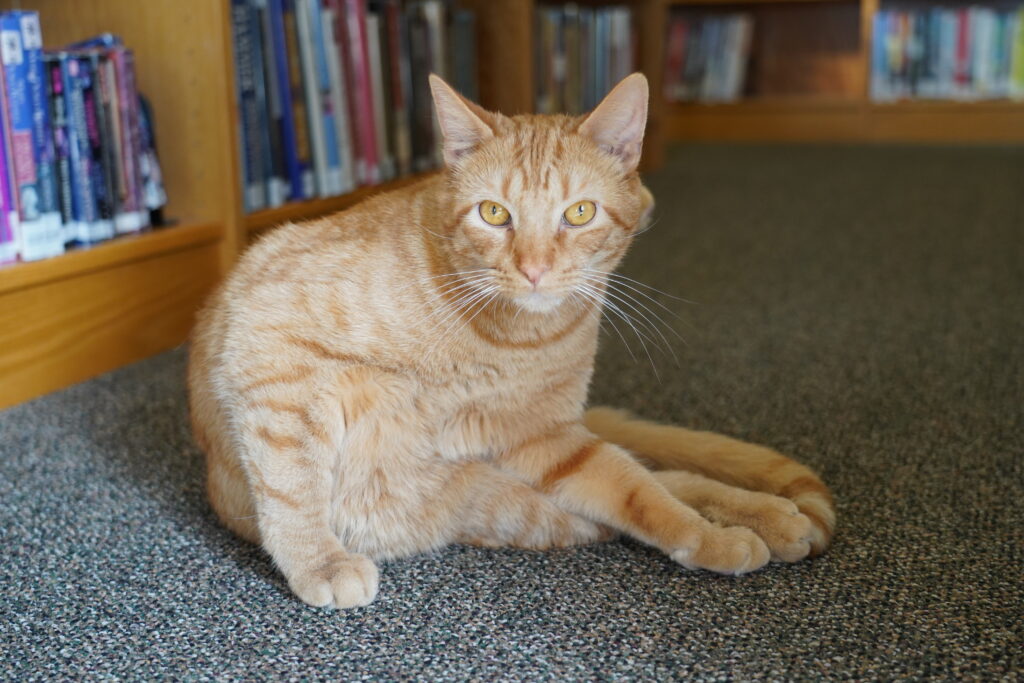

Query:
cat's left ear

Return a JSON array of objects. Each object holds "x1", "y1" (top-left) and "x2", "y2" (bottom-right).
[
  {"x1": 578, "y1": 73, "x2": 648, "y2": 172},
  {"x1": 429, "y1": 74, "x2": 495, "y2": 166}
]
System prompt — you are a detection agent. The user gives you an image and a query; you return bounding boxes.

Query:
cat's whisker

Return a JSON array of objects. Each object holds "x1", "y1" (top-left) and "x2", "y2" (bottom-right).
[
  {"x1": 576, "y1": 282, "x2": 661, "y2": 380},
  {"x1": 422, "y1": 275, "x2": 496, "y2": 308},
  {"x1": 580, "y1": 274, "x2": 686, "y2": 357},
  {"x1": 570, "y1": 289, "x2": 637, "y2": 363},
  {"x1": 430, "y1": 286, "x2": 500, "y2": 354},
  {"x1": 580, "y1": 270, "x2": 683, "y2": 321},
  {"x1": 426, "y1": 268, "x2": 493, "y2": 281},
  {"x1": 586, "y1": 268, "x2": 698, "y2": 305},
  {"x1": 578, "y1": 282, "x2": 672, "y2": 358},
  {"x1": 426, "y1": 284, "x2": 496, "y2": 339}
]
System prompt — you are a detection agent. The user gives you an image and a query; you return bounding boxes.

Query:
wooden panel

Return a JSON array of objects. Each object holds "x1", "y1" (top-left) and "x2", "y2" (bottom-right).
[
  {"x1": 0, "y1": 242, "x2": 220, "y2": 410},
  {"x1": 0, "y1": 223, "x2": 220, "y2": 295},
  {"x1": 666, "y1": 99, "x2": 865, "y2": 140},
  {"x1": 21, "y1": 0, "x2": 240, "y2": 240},
  {"x1": 866, "y1": 102, "x2": 1024, "y2": 142},
  {"x1": 637, "y1": 0, "x2": 668, "y2": 170},
  {"x1": 458, "y1": 0, "x2": 535, "y2": 114},
  {"x1": 246, "y1": 172, "x2": 438, "y2": 233}
]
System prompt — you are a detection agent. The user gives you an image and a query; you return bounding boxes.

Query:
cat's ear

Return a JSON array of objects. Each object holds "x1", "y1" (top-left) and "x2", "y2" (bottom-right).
[
  {"x1": 578, "y1": 73, "x2": 648, "y2": 172},
  {"x1": 429, "y1": 74, "x2": 495, "y2": 166}
]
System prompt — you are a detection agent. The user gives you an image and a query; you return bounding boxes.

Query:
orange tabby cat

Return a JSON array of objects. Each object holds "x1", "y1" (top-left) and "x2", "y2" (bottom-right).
[{"x1": 188, "y1": 74, "x2": 835, "y2": 609}]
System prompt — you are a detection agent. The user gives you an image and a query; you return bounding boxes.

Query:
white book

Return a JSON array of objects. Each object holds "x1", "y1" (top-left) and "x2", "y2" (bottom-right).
[
  {"x1": 365, "y1": 13, "x2": 393, "y2": 182},
  {"x1": 723, "y1": 16, "x2": 753, "y2": 102},
  {"x1": 322, "y1": 7, "x2": 356, "y2": 194},
  {"x1": 295, "y1": 0, "x2": 328, "y2": 197},
  {"x1": 973, "y1": 8, "x2": 997, "y2": 98}
]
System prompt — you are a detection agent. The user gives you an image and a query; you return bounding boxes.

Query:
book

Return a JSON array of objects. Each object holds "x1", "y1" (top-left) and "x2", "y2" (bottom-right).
[
  {"x1": 0, "y1": 64, "x2": 14, "y2": 263},
  {"x1": 307, "y1": 1, "x2": 345, "y2": 195},
  {"x1": 231, "y1": 0, "x2": 268, "y2": 211},
  {"x1": 321, "y1": 3, "x2": 356, "y2": 193},
  {"x1": 0, "y1": 12, "x2": 63, "y2": 260},
  {"x1": 256, "y1": 0, "x2": 288, "y2": 207},
  {"x1": 78, "y1": 52, "x2": 116, "y2": 242},
  {"x1": 383, "y1": 0, "x2": 412, "y2": 177},
  {"x1": 342, "y1": 0, "x2": 380, "y2": 185},
  {"x1": 295, "y1": 0, "x2": 329, "y2": 197},
  {"x1": 365, "y1": 11, "x2": 393, "y2": 181},
  {"x1": 267, "y1": 0, "x2": 307, "y2": 200},
  {"x1": 109, "y1": 47, "x2": 148, "y2": 232}
]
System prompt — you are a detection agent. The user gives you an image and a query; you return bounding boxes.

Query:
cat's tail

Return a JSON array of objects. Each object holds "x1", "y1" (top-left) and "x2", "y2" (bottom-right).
[{"x1": 584, "y1": 407, "x2": 835, "y2": 556}]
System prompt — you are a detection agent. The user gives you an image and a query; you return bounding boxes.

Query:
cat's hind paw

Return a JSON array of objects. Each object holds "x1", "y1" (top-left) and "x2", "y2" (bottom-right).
[{"x1": 288, "y1": 553, "x2": 379, "y2": 609}]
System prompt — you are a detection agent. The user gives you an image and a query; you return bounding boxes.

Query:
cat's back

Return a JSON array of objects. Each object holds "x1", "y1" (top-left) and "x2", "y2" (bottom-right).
[{"x1": 191, "y1": 176, "x2": 441, "y2": 387}]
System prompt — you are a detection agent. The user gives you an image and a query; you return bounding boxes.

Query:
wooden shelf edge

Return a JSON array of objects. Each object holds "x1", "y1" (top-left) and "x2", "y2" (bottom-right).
[
  {"x1": 245, "y1": 172, "x2": 438, "y2": 233},
  {"x1": 667, "y1": 98, "x2": 863, "y2": 114},
  {"x1": 0, "y1": 221, "x2": 222, "y2": 295},
  {"x1": 665, "y1": 0, "x2": 852, "y2": 6}
]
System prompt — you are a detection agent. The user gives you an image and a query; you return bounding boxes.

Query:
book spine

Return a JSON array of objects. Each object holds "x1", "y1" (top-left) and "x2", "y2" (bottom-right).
[
  {"x1": 295, "y1": 0, "x2": 328, "y2": 197},
  {"x1": 406, "y1": 6, "x2": 433, "y2": 172},
  {"x1": 344, "y1": 0, "x2": 379, "y2": 184},
  {"x1": 282, "y1": 0, "x2": 314, "y2": 197},
  {"x1": 231, "y1": 0, "x2": 268, "y2": 211},
  {"x1": 256, "y1": 0, "x2": 287, "y2": 206},
  {"x1": 383, "y1": 0, "x2": 411, "y2": 177},
  {"x1": 372, "y1": 3, "x2": 396, "y2": 181},
  {"x1": 365, "y1": 12, "x2": 392, "y2": 182},
  {"x1": 44, "y1": 57, "x2": 72, "y2": 243},
  {"x1": 95, "y1": 51, "x2": 134, "y2": 234},
  {"x1": 0, "y1": 61, "x2": 14, "y2": 263},
  {"x1": 109, "y1": 47, "x2": 147, "y2": 231},
  {"x1": 1, "y1": 14, "x2": 63, "y2": 259},
  {"x1": 421, "y1": 0, "x2": 446, "y2": 165},
  {"x1": 268, "y1": 0, "x2": 303, "y2": 200},
  {"x1": 19, "y1": 12, "x2": 63, "y2": 253},
  {"x1": 60, "y1": 54, "x2": 97, "y2": 243},
  {"x1": 1012, "y1": 9, "x2": 1024, "y2": 99},
  {"x1": 79, "y1": 53, "x2": 115, "y2": 242},
  {"x1": 137, "y1": 95, "x2": 168, "y2": 223},
  {"x1": 308, "y1": 0, "x2": 343, "y2": 195},
  {"x1": 321, "y1": 4, "x2": 355, "y2": 193}
]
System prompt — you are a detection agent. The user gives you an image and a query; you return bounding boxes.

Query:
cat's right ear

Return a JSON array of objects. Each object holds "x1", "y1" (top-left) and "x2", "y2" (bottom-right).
[{"x1": 429, "y1": 74, "x2": 495, "y2": 166}]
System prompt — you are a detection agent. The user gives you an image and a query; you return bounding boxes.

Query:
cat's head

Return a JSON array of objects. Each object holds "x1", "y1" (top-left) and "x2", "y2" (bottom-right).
[{"x1": 429, "y1": 74, "x2": 654, "y2": 314}]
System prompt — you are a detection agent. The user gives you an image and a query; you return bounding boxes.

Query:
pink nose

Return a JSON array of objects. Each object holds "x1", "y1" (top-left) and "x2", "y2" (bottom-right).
[{"x1": 518, "y1": 263, "x2": 549, "y2": 287}]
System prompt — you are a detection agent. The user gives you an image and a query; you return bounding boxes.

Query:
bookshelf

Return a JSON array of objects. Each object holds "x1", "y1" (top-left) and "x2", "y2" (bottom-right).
[
  {"x1": 660, "y1": 0, "x2": 1024, "y2": 141},
  {"x1": 1, "y1": 0, "x2": 1018, "y2": 409},
  {"x1": 0, "y1": 0, "x2": 442, "y2": 409}
]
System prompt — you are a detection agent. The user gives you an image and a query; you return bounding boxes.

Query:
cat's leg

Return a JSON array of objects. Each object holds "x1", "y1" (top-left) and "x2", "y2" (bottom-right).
[
  {"x1": 583, "y1": 407, "x2": 835, "y2": 556},
  {"x1": 652, "y1": 471, "x2": 812, "y2": 562},
  {"x1": 234, "y1": 381, "x2": 377, "y2": 609},
  {"x1": 451, "y1": 463, "x2": 613, "y2": 549},
  {"x1": 496, "y1": 424, "x2": 772, "y2": 575}
]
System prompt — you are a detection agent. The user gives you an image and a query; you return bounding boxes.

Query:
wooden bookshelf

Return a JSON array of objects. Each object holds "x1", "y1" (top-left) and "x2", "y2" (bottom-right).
[{"x1": 661, "y1": 0, "x2": 1024, "y2": 142}]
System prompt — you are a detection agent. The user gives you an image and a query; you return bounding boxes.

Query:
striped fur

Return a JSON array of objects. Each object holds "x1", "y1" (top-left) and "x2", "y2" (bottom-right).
[{"x1": 188, "y1": 75, "x2": 834, "y2": 609}]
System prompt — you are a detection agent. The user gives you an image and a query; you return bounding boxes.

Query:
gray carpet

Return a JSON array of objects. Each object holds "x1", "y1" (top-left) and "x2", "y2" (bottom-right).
[{"x1": 2, "y1": 144, "x2": 1022, "y2": 680}]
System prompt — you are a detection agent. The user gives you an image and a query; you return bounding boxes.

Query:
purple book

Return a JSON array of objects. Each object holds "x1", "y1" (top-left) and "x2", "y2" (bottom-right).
[{"x1": 0, "y1": 66, "x2": 15, "y2": 263}]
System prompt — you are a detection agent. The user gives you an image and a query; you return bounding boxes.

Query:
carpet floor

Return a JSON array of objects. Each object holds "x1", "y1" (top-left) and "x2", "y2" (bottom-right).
[{"x1": 2, "y1": 144, "x2": 1021, "y2": 680}]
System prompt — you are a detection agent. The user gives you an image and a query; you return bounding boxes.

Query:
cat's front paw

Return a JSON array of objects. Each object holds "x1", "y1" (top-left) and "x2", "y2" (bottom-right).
[
  {"x1": 288, "y1": 553, "x2": 379, "y2": 609},
  {"x1": 671, "y1": 525, "x2": 770, "y2": 576}
]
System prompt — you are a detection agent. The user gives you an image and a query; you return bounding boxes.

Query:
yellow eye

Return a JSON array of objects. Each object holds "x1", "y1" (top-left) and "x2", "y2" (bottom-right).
[
  {"x1": 563, "y1": 200, "x2": 597, "y2": 227},
  {"x1": 479, "y1": 200, "x2": 511, "y2": 226}
]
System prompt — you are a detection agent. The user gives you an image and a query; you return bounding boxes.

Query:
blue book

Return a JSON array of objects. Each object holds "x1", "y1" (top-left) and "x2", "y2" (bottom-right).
[
  {"x1": 232, "y1": 0, "x2": 267, "y2": 211},
  {"x1": 871, "y1": 11, "x2": 890, "y2": 100},
  {"x1": 55, "y1": 53, "x2": 99, "y2": 244},
  {"x1": 0, "y1": 13, "x2": 62, "y2": 260},
  {"x1": 308, "y1": 0, "x2": 342, "y2": 195},
  {"x1": 268, "y1": 0, "x2": 304, "y2": 200}
]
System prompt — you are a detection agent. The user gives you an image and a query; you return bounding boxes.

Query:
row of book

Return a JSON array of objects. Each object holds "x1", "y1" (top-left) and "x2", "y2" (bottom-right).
[
  {"x1": 535, "y1": 5, "x2": 634, "y2": 116},
  {"x1": 663, "y1": 14, "x2": 754, "y2": 104},
  {"x1": 0, "y1": 14, "x2": 166, "y2": 265},
  {"x1": 231, "y1": 0, "x2": 476, "y2": 214},
  {"x1": 872, "y1": 6, "x2": 1024, "y2": 101}
]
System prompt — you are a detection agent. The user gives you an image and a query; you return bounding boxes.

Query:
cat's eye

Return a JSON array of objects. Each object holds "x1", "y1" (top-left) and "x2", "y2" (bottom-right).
[
  {"x1": 563, "y1": 200, "x2": 597, "y2": 227},
  {"x1": 479, "y1": 200, "x2": 511, "y2": 226}
]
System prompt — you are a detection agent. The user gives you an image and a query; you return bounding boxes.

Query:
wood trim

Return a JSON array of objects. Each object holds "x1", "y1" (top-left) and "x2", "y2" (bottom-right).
[
  {"x1": 0, "y1": 223, "x2": 221, "y2": 296},
  {"x1": 245, "y1": 173, "x2": 438, "y2": 233}
]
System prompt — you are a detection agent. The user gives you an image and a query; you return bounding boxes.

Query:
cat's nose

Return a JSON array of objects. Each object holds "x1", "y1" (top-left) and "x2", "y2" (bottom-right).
[{"x1": 518, "y1": 262, "x2": 550, "y2": 287}]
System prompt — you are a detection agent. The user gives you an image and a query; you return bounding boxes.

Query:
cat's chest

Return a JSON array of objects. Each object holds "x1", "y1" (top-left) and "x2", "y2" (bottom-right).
[{"x1": 428, "y1": 364, "x2": 588, "y2": 461}]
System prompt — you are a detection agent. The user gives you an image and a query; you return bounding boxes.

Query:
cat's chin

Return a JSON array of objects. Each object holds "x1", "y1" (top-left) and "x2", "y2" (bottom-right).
[{"x1": 513, "y1": 291, "x2": 565, "y2": 314}]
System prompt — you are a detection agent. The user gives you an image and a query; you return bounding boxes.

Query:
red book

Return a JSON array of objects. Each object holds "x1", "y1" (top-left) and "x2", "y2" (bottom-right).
[
  {"x1": 664, "y1": 17, "x2": 688, "y2": 101},
  {"x1": 342, "y1": 0, "x2": 379, "y2": 185},
  {"x1": 954, "y1": 8, "x2": 970, "y2": 89}
]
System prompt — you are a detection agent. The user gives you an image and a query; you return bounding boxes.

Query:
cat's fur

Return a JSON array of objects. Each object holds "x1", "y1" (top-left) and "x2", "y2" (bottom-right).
[{"x1": 188, "y1": 74, "x2": 835, "y2": 609}]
